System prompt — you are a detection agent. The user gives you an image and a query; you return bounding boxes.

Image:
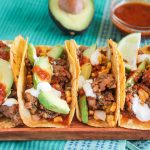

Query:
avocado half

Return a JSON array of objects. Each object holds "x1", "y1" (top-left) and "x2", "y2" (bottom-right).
[{"x1": 48, "y1": 0, "x2": 94, "y2": 35}]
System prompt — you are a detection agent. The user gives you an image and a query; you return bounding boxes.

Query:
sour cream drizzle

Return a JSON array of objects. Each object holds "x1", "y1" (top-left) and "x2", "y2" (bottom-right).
[
  {"x1": 25, "y1": 82, "x2": 61, "y2": 98},
  {"x1": 132, "y1": 94, "x2": 150, "y2": 122}
]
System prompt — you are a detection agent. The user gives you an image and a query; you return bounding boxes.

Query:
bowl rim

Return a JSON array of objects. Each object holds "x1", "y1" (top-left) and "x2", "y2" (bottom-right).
[{"x1": 111, "y1": 0, "x2": 150, "y2": 32}]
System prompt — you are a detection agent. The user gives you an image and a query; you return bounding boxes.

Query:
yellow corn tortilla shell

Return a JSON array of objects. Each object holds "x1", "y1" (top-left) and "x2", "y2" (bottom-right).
[
  {"x1": 119, "y1": 46, "x2": 150, "y2": 130},
  {"x1": 18, "y1": 42, "x2": 77, "y2": 127},
  {"x1": 0, "y1": 36, "x2": 27, "y2": 128},
  {"x1": 67, "y1": 39, "x2": 120, "y2": 127},
  {"x1": 10, "y1": 36, "x2": 28, "y2": 85},
  {"x1": 65, "y1": 40, "x2": 81, "y2": 121}
]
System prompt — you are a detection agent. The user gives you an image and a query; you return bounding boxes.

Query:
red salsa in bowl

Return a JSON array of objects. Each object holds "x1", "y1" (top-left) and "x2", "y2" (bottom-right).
[{"x1": 111, "y1": 1, "x2": 150, "y2": 36}]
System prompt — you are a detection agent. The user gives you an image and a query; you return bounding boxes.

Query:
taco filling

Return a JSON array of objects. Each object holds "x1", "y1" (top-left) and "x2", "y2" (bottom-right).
[
  {"x1": 77, "y1": 44, "x2": 117, "y2": 126},
  {"x1": 0, "y1": 41, "x2": 23, "y2": 126},
  {"x1": 24, "y1": 44, "x2": 72, "y2": 124},
  {"x1": 122, "y1": 57, "x2": 150, "y2": 122}
]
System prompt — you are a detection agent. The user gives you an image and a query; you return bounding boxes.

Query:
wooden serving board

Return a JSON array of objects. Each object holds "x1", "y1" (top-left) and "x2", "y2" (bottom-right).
[{"x1": 0, "y1": 117, "x2": 150, "y2": 140}]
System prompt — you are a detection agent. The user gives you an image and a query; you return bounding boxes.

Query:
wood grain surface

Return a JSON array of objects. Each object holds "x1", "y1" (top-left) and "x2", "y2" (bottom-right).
[{"x1": 0, "y1": 118, "x2": 150, "y2": 140}]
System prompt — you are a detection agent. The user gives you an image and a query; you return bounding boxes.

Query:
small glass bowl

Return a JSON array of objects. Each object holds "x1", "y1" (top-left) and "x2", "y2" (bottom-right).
[{"x1": 110, "y1": 0, "x2": 150, "y2": 37}]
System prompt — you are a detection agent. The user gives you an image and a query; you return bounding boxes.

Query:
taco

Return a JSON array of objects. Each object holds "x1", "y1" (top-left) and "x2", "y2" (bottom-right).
[
  {"x1": 0, "y1": 36, "x2": 26, "y2": 128},
  {"x1": 18, "y1": 41, "x2": 77, "y2": 127},
  {"x1": 66, "y1": 40, "x2": 120, "y2": 127},
  {"x1": 119, "y1": 45, "x2": 150, "y2": 130}
]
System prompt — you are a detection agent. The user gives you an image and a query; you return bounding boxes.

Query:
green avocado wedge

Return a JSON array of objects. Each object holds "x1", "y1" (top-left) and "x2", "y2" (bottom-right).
[
  {"x1": 47, "y1": 45, "x2": 64, "y2": 59},
  {"x1": 27, "y1": 44, "x2": 37, "y2": 66},
  {"x1": 81, "y1": 63, "x2": 92, "y2": 80},
  {"x1": 83, "y1": 43, "x2": 97, "y2": 58},
  {"x1": 79, "y1": 95, "x2": 88, "y2": 124},
  {"x1": 49, "y1": 0, "x2": 94, "y2": 35},
  {"x1": 38, "y1": 91, "x2": 70, "y2": 114},
  {"x1": 33, "y1": 57, "x2": 53, "y2": 88},
  {"x1": 0, "y1": 58, "x2": 13, "y2": 95}
]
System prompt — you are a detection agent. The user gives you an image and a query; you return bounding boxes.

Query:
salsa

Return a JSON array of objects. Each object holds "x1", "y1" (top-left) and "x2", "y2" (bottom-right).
[
  {"x1": 33, "y1": 66, "x2": 51, "y2": 80},
  {"x1": 0, "y1": 83, "x2": 6, "y2": 104},
  {"x1": 114, "y1": 2, "x2": 150, "y2": 27}
]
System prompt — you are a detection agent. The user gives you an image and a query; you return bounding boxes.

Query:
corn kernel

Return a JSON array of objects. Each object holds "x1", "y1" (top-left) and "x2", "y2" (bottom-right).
[
  {"x1": 98, "y1": 69, "x2": 109, "y2": 76},
  {"x1": 110, "y1": 102, "x2": 116, "y2": 112},
  {"x1": 89, "y1": 110, "x2": 94, "y2": 115},
  {"x1": 138, "y1": 89, "x2": 149, "y2": 104},
  {"x1": 67, "y1": 97, "x2": 72, "y2": 104},
  {"x1": 108, "y1": 121, "x2": 115, "y2": 127},
  {"x1": 98, "y1": 55, "x2": 102, "y2": 64},
  {"x1": 53, "y1": 116, "x2": 63, "y2": 123},
  {"x1": 101, "y1": 54, "x2": 107, "y2": 63},
  {"x1": 101, "y1": 66, "x2": 105, "y2": 71},
  {"x1": 106, "y1": 108, "x2": 110, "y2": 114},
  {"x1": 65, "y1": 90, "x2": 71, "y2": 97},
  {"x1": 107, "y1": 115, "x2": 115, "y2": 123},
  {"x1": 107, "y1": 62, "x2": 111, "y2": 69},
  {"x1": 91, "y1": 73, "x2": 96, "y2": 77}
]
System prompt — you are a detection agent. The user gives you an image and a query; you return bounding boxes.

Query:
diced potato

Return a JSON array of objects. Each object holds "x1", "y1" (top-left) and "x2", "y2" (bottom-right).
[
  {"x1": 53, "y1": 116, "x2": 63, "y2": 123},
  {"x1": 94, "y1": 110, "x2": 106, "y2": 121}
]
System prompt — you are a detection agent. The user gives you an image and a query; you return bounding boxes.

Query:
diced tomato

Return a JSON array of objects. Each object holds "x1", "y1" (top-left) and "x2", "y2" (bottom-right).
[
  {"x1": 35, "y1": 47, "x2": 42, "y2": 57},
  {"x1": 33, "y1": 66, "x2": 50, "y2": 81},
  {"x1": 79, "y1": 89, "x2": 85, "y2": 96},
  {"x1": 0, "y1": 83, "x2": 6, "y2": 105}
]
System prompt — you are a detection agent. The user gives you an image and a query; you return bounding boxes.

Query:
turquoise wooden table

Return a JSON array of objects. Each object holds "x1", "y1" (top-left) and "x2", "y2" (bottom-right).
[{"x1": 0, "y1": 0, "x2": 150, "y2": 149}]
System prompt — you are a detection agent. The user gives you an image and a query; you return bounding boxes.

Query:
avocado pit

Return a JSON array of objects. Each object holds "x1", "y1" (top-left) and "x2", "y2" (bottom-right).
[{"x1": 59, "y1": 0, "x2": 84, "y2": 14}]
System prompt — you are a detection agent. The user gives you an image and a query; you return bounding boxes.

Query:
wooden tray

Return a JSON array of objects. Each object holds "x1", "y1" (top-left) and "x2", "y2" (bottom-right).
[{"x1": 0, "y1": 117, "x2": 150, "y2": 140}]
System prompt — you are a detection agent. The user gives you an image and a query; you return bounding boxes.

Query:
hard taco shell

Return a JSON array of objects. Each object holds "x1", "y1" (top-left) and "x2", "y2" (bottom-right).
[
  {"x1": 66, "y1": 40, "x2": 120, "y2": 127},
  {"x1": 18, "y1": 43, "x2": 77, "y2": 127}
]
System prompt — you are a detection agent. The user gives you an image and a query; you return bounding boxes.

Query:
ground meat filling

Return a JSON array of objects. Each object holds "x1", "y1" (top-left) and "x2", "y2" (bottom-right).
[
  {"x1": 123, "y1": 67, "x2": 150, "y2": 118},
  {"x1": 78, "y1": 46, "x2": 117, "y2": 122},
  {"x1": 89, "y1": 73, "x2": 116, "y2": 111},
  {"x1": 0, "y1": 42, "x2": 23, "y2": 126},
  {"x1": 0, "y1": 41, "x2": 10, "y2": 61},
  {"x1": 24, "y1": 51, "x2": 72, "y2": 121},
  {"x1": 0, "y1": 105, "x2": 23, "y2": 126},
  {"x1": 0, "y1": 83, "x2": 23, "y2": 126}
]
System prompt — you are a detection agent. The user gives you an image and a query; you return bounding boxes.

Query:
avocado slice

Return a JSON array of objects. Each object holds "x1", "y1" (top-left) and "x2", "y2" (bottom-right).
[
  {"x1": 33, "y1": 57, "x2": 53, "y2": 88},
  {"x1": 0, "y1": 58, "x2": 13, "y2": 95},
  {"x1": 81, "y1": 63, "x2": 92, "y2": 80},
  {"x1": 83, "y1": 44, "x2": 97, "y2": 58},
  {"x1": 47, "y1": 45, "x2": 64, "y2": 59},
  {"x1": 27, "y1": 44, "x2": 37, "y2": 66},
  {"x1": 49, "y1": 0, "x2": 94, "y2": 35},
  {"x1": 79, "y1": 95, "x2": 88, "y2": 123},
  {"x1": 38, "y1": 91, "x2": 70, "y2": 114}
]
